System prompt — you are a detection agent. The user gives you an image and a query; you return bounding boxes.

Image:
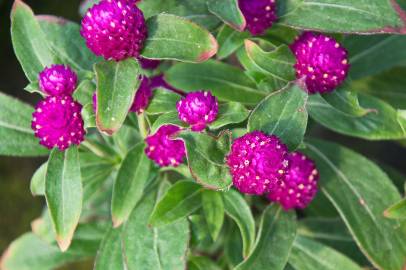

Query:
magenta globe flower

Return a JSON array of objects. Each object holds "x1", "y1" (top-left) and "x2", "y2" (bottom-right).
[
  {"x1": 31, "y1": 95, "x2": 85, "y2": 151},
  {"x1": 145, "y1": 125, "x2": 186, "y2": 167},
  {"x1": 80, "y1": 0, "x2": 147, "y2": 61},
  {"x1": 176, "y1": 91, "x2": 218, "y2": 131},
  {"x1": 238, "y1": 0, "x2": 277, "y2": 35},
  {"x1": 290, "y1": 32, "x2": 350, "y2": 94},
  {"x1": 268, "y1": 152, "x2": 319, "y2": 210},
  {"x1": 38, "y1": 64, "x2": 77, "y2": 96},
  {"x1": 226, "y1": 131, "x2": 289, "y2": 195},
  {"x1": 130, "y1": 76, "x2": 153, "y2": 114}
]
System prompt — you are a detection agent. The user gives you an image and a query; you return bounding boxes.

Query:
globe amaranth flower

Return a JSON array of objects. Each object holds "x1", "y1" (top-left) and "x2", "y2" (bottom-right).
[
  {"x1": 145, "y1": 125, "x2": 186, "y2": 167},
  {"x1": 80, "y1": 0, "x2": 147, "y2": 61},
  {"x1": 92, "y1": 76, "x2": 152, "y2": 114},
  {"x1": 176, "y1": 91, "x2": 218, "y2": 131},
  {"x1": 268, "y1": 152, "x2": 319, "y2": 210},
  {"x1": 238, "y1": 0, "x2": 277, "y2": 35},
  {"x1": 130, "y1": 76, "x2": 153, "y2": 114},
  {"x1": 138, "y1": 57, "x2": 161, "y2": 70},
  {"x1": 32, "y1": 95, "x2": 85, "y2": 151},
  {"x1": 226, "y1": 131, "x2": 289, "y2": 195},
  {"x1": 290, "y1": 32, "x2": 349, "y2": 94},
  {"x1": 39, "y1": 64, "x2": 78, "y2": 96}
]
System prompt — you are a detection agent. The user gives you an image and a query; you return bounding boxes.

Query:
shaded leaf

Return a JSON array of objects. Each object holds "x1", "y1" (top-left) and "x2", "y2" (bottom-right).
[
  {"x1": 202, "y1": 190, "x2": 224, "y2": 240},
  {"x1": 216, "y1": 25, "x2": 249, "y2": 60},
  {"x1": 384, "y1": 198, "x2": 406, "y2": 220},
  {"x1": 30, "y1": 162, "x2": 47, "y2": 196},
  {"x1": 94, "y1": 227, "x2": 125, "y2": 270},
  {"x1": 210, "y1": 102, "x2": 250, "y2": 130},
  {"x1": 146, "y1": 88, "x2": 181, "y2": 115},
  {"x1": 189, "y1": 256, "x2": 222, "y2": 270},
  {"x1": 207, "y1": 0, "x2": 246, "y2": 31}
]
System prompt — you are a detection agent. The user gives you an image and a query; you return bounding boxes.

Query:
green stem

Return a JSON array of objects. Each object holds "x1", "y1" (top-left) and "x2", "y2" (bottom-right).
[
  {"x1": 81, "y1": 140, "x2": 108, "y2": 159},
  {"x1": 137, "y1": 112, "x2": 148, "y2": 138}
]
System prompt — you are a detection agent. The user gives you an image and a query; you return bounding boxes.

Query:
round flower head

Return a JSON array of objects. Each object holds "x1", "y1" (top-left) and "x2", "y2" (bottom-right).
[
  {"x1": 80, "y1": 0, "x2": 147, "y2": 61},
  {"x1": 139, "y1": 57, "x2": 161, "y2": 70},
  {"x1": 268, "y1": 152, "x2": 319, "y2": 210},
  {"x1": 176, "y1": 91, "x2": 218, "y2": 131},
  {"x1": 130, "y1": 76, "x2": 153, "y2": 114},
  {"x1": 238, "y1": 0, "x2": 277, "y2": 35},
  {"x1": 290, "y1": 32, "x2": 349, "y2": 94},
  {"x1": 39, "y1": 64, "x2": 78, "y2": 96},
  {"x1": 226, "y1": 131, "x2": 289, "y2": 195},
  {"x1": 145, "y1": 125, "x2": 186, "y2": 167},
  {"x1": 32, "y1": 95, "x2": 85, "y2": 151}
]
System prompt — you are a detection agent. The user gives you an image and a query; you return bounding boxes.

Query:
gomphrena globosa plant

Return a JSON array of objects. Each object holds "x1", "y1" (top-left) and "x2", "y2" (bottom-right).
[{"x1": 1, "y1": 0, "x2": 406, "y2": 269}]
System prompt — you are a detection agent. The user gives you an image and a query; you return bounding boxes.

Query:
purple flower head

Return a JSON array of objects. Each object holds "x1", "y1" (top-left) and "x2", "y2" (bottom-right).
[
  {"x1": 290, "y1": 32, "x2": 350, "y2": 94},
  {"x1": 238, "y1": 0, "x2": 277, "y2": 35},
  {"x1": 31, "y1": 95, "x2": 85, "y2": 151},
  {"x1": 80, "y1": 0, "x2": 147, "y2": 61},
  {"x1": 130, "y1": 76, "x2": 153, "y2": 114},
  {"x1": 139, "y1": 57, "x2": 161, "y2": 70},
  {"x1": 145, "y1": 125, "x2": 186, "y2": 167},
  {"x1": 226, "y1": 131, "x2": 289, "y2": 195},
  {"x1": 268, "y1": 152, "x2": 319, "y2": 210},
  {"x1": 39, "y1": 64, "x2": 78, "y2": 96},
  {"x1": 176, "y1": 91, "x2": 218, "y2": 132}
]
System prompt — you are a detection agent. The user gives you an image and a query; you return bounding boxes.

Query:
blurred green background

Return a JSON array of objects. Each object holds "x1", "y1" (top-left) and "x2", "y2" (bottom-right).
[{"x1": 0, "y1": 1, "x2": 405, "y2": 270}]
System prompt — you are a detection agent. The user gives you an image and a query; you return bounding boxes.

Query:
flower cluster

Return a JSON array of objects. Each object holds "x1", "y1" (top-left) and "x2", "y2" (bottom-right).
[
  {"x1": 238, "y1": 0, "x2": 277, "y2": 35},
  {"x1": 32, "y1": 65, "x2": 85, "y2": 151},
  {"x1": 227, "y1": 131, "x2": 319, "y2": 210}
]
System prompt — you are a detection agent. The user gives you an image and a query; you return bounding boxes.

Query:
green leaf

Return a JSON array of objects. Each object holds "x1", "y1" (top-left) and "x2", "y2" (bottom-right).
[
  {"x1": 141, "y1": 14, "x2": 218, "y2": 63},
  {"x1": 248, "y1": 85, "x2": 308, "y2": 150},
  {"x1": 289, "y1": 236, "x2": 362, "y2": 270},
  {"x1": 351, "y1": 67, "x2": 406, "y2": 109},
  {"x1": 244, "y1": 40, "x2": 296, "y2": 86},
  {"x1": 224, "y1": 223, "x2": 244, "y2": 267},
  {"x1": 278, "y1": 0, "x2": 406, "y2": 34},
  {"x1": 216, "y1": 25, "x2": 249, "y2": 60},
  {"x1": 166, "y1": 60, "x2": 265, "y2": 104},
  {"x1": 223, "y1": 190, "x2": 256, "y2": 257},
  {"x1": 207, "y1": 0, "x2": 246, "y2": 31},
  {"x1": 303, "y1": 139, "x2": 406, "y2": 270},
  {"x1": 0, "y1": 92, "x2": 48, "y2": 156},
  {"x1": 202, "y1": 190, "x2": 224, "y2": 240},
  {"x1": 0, "y1": 233, "x2": 89, "y2": 270},
  {"x1": 178, "y1": 130, "x2": 232, "y2": 190},
  {"x1": 11, "y1": 0, "x2": 54, "y2": 82},
  {"x1": 24, "y1": 81, "x2": 43, "y2": 95},
  {"x1": 322, "y1": 86, "x2": 371, "y2": 117},
  {"x1": 123, "y1": 188, "x2": 189, "y2": 270},
  {"x1": 236, "y1": 205, "x2": 297, "y2": 270},
  {"x1": 344, "y1": 35, "x2": 406, "y2": 79},
  {"x1": 308, "y1": 93, "x2": 406, "y2": 140},
  {"x1": 73, "y1": 79, "x2": 95, "y2": 106},
  {"x1": 210, "y1": 102, "x2": 250, "y2": 130},
  {"x1": 146, "y1": 88, "x2": 181, "y2": 115},
  {"x1": 384, "y1": 198, "x2": 406, "y2": 220},
  {"x1": 111, "y1": 143, "x2": 152, "y2": 227},
  {"x1": 94, "y1": 58, "x2": 140, "y2": 135},
  {"x1": 149, "y1": 181, "x2": 203, "y2": 227},
  {"x1": 81, "y1": 103, "x2": 96, "y2": 129},
  {"x1": 30, "y1": 162, "x2": 47, "y2": 196},
  {"x1": 45, "y1": 147, "x2": 83, "y2": 251},
  {"x1": 37, "y1": 16, "x2": 101, "y2": 71},
  {"x1": 138, "y1": 0, "x2": 220, "y2": 30},
  {"x1": 189, "y1": 214, "x2": 213, "y2": 249},
  {"x1": 150, "y1": 111, "x2": 186, "y2": 134},
  {"x1": 94, "y1": 227, "x2": 125, "y2": 270},
  {"x1": 189, "y1": 256, "x2": 222, "y2": 270}
]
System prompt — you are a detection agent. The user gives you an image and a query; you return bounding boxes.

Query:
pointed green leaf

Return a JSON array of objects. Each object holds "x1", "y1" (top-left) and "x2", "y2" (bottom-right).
[
  {"x1": 166, "y1": 60, "x2": 266, "y2": 104},
  {"x1": 95, "y1": 58, "x2": 140, "y2": 135},
  {"x1": 94, "y1": 227, "x2": 125, "y2": 270},
  {"x1": 278, "y1": 0, "x2": 406, "y2": 34},
  {"x1": 384, "y1": 198, "x2": 406, "y2": 220},
  {"x1": 223, "y1": 190, "x2": 256, "y2": 258},
  {"x1": 112, "y1": 143, "x2": 152, "y2": 227},
  {"x1": 248, "y1": 85, "x2": 308, "y2": 150},
  {"x1": 45, "y1": 147, "x2": 83, "y2": 251},
  {"x1": 30, "y1": 162, "x2": 47, "y2": 196},
  {"x1": 146, "y1": 88, "x2": 181, "y2": 115},
  {"x1": 178, "y1": 130, "x2": 232, "y2": 190},
  {"x1": 11, "y1": 0, "x2": 54, "y2": 82},
  {"x1": 123, "y1": 188, "x2": 189, "y2": 270},
  {"x1": 150, "y1": 111, "x2": 186, "y2": 134},
  {"x1": 303, "y1": 139, "x2": 406, "y2": 270},
  {"x1": 210, "y1": 102, "x2": 250, "y2": 130},
  {"x1": 189, "y1": 256, "x2": 222, "y2": 270},
  {"x1": 0, "y1": 92, "x2": 49, "y2": 156},
  {"x1": 202, "y1": 190, "x2": 224, "y2": 240},
  {"x1": 149, "y1": 181, "x2": 203, "y2": 227},
  {"x1": 141, "y1": 14, "x2": 218, "y2": 63},
  {"x1": 289, "y1": 236, "x2": 362, "y2": 270},
  {"x1": 216, "y1": 25, "x2": 249, "y2": 59},
  {"x1": 207, "y1": 0, "x2": 246, "y2": 31},
  {"x1": 236, "y1": 205, "x2": 297, "y2": 270},
  {"x1": 322, "y1": 86, "x2": 371, "y2": 117}
]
